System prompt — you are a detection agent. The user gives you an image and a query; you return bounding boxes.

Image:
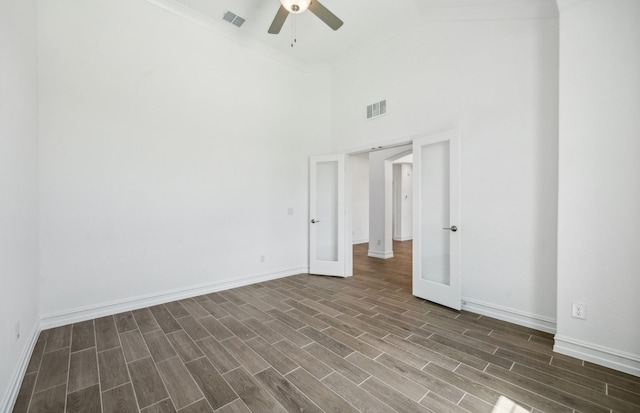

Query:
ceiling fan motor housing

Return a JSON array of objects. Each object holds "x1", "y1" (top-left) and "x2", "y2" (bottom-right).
[
  {"x1": 280, "y1": 0, "x2": 311, "y2": 14},
  {"x1": 269, "y1": 0, "x2": 343, "y2": 35}
]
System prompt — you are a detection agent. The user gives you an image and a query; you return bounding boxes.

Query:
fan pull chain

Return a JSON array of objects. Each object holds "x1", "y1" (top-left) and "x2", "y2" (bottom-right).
[{"x1": 291, "y1": 14, "x2": 297, "y2": 47}]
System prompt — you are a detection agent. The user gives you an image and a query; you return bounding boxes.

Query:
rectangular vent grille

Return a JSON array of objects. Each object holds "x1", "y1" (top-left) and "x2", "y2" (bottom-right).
[
  {"x1": 366, "y1": 99, "x2": 387, "y2": 120},
  {"x1": 223, "y1": 11, "x2": 246, "y2": 27}
]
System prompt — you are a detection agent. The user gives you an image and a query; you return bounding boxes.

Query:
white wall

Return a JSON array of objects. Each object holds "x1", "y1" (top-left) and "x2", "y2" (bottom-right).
[
  {"x1": 351, "y1": 155, "x2": 369, "y2": 244},
  {"x1": 37, "y1": 0, "x2": 331, "y2": 322},
  {"x1": 0, "y1": 0, "x2": 40, "y2": 409},
  {"x1": 332, "y1": 17, "x2": 559, "y2": 330},
  {"x1": 555, "y1": 0, "x2": 640, "y2": 375}
]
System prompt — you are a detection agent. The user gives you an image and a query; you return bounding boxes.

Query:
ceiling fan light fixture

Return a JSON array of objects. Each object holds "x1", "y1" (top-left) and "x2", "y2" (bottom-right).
[{"x1": 280, "y1": 0, "x2": 311, "y2": 14}]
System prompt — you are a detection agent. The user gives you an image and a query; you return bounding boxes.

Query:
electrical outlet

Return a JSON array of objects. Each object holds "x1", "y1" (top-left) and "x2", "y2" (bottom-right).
[
  {"x1": 377, "y1": 239, "x2": 381, "y2": 246},
  {"x1": 15, "y1": 322, "x2": 20, "y2": 340},
  {"x1": 260, "y1": 255, "x2": 265, "y2": 263},
  {"x1": 571, "y1": 302, "x2": 586, "y2": 320}
]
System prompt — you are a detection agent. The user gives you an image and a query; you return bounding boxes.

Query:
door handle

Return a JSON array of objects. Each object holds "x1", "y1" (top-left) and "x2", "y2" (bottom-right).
[
  {"x1": 442, "y1": 226, "x2": 457, "y2": 232},
  {"x1": 311, "y1": 219, "x2": 320, "y2": 224}
]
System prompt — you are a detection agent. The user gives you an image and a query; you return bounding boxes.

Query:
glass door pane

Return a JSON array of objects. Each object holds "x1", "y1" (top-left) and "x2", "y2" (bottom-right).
[
  {"x1": 315, "y1": 161, "x2": 338, "y2": 262},
  {"x1": 420, "y1": 140, "x2": 450, "y2": 285}
]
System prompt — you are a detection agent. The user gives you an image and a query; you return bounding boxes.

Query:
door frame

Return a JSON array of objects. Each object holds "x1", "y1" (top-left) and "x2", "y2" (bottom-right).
[{"x1": 343, "y1": 140, "x2": 413, "y2": 276}]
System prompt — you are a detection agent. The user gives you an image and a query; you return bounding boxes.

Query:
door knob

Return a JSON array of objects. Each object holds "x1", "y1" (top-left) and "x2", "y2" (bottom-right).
[
  {"x1": 442, "y1": 226, "x2": 457, "y2": 232},
  {"x1": 311, "y1": 219, "x2": 320, "y2": 224}
]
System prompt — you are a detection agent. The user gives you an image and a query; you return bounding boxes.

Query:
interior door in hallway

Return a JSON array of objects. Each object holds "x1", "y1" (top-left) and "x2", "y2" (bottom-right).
[
  {"x1": 412, "y1": 130, "x2": 461, "y2": 310},
  {"x1": 309, "y1": 154, "x2": 351, "y2": 277}
]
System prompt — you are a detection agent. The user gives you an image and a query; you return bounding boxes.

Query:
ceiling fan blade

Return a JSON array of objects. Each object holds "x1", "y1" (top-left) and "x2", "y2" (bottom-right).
[
  {"x1": 268, "y1": 5, "x2": 289, "y2": 34},
  {"x1": 308, "y1": 1, "x2": 343, "y2": 31}
]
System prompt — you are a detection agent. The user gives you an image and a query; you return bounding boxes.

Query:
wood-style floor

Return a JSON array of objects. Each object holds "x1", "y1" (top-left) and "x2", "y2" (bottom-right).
[{"x1": 13, "y1": 241, "x2": 640, "y2": 412}]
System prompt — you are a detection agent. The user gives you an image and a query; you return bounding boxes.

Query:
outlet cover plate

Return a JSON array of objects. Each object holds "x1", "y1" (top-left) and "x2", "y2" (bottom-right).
[{"x1": 571, "y1": 302, "x2": 586, "y2": 320}]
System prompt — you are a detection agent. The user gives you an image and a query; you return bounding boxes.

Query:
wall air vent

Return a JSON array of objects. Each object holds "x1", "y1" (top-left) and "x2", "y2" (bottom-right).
[
  {"x1": 366, "y1": 99, "x2": 387, "y2": 120},
  {"x1": 223, "y1": 11, "x2": 246, "y2": 27}
]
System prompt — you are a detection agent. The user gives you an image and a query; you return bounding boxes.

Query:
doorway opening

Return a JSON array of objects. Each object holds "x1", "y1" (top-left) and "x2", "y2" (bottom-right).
[
  {"x1": 349, "y1": 146, "x2": 413, "y2": 288},
  {"x1": 309, "y1": 129, "x2": 460, "y2": 310}
]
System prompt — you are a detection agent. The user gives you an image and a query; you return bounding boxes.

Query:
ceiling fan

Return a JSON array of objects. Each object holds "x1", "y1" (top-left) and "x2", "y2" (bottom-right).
[{"x1": 268, "y1": 0, "x2": 343, "y2": 34}]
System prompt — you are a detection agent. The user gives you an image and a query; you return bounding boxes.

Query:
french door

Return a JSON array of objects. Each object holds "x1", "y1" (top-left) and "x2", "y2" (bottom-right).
[
  {"x1": 412, "y1": 131, "x2": 461, "y2": 310},
  {"x1": 309, "y1": 154, "x2": 351, "y2": 277},
  {"x1": 308, "y1": 130, "x2": 461, "y2": 307}
]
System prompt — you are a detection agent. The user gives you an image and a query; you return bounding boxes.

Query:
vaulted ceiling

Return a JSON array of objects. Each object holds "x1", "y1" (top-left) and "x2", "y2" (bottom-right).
[{"x1": 147, "y1": 0, "x2": 558, "y2": 69}]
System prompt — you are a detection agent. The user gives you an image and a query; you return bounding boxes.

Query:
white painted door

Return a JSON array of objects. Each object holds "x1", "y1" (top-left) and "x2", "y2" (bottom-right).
[
  {"x1": 309, "y1": 154, "x2": 350, "y2": 277},
  {"x1": 412, "y1": 131, "x2": 461, "y2": 310}
]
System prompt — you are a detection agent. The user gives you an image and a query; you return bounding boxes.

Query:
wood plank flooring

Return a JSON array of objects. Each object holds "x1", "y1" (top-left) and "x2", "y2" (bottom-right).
[{"x1": 13, "y1": 241, "x2": 640, "y2": 412}]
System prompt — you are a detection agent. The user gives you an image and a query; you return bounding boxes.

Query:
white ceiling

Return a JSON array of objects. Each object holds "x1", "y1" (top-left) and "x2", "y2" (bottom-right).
[{"x1": 147, "y1": 0, "x2": 558, "y2": 70}]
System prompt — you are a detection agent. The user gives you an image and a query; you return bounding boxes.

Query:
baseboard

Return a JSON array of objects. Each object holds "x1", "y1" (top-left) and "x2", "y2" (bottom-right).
[
  {"x1": 40, "y1": 267, "x2": 308, "y2": 329},
  {"x1": 352, "y1": 239, "x2": 369, "y2": 245},
  {"x1": 1, "y1": 324, "x2": 40, "y2": 413},
  {"x1": 554, "y1": 335, "x2": 640, "y2": 377},
  {"x1": 461, "y1": 297, "x2": 557, "y2": 334},
  {"x1": 367, "y1": 250, "x2": 394, "y2": 259},
  {"x1": 393, "y1": 236, "x2": 413, "y2": 241}
]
